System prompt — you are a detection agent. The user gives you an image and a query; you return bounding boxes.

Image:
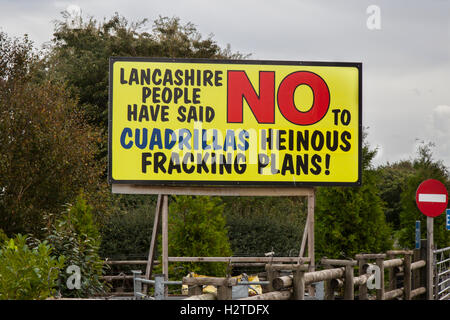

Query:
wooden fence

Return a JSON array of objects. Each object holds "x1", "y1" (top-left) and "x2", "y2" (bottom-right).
[
  {"x1": 176, "y1": 249, "x2": 428, "y2": 300},
  {"x1": 102, "y1": 247, "x2": 430, "y2": 300}
]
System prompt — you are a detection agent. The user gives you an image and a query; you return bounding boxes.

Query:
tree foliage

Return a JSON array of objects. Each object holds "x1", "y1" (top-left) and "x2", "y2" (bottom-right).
[
  {"x1": 223, "y1": 197, "x2": 306, "y2": 257},
  {"x1": 315, "y1": 137, "x2": 393, "y2": 259},
  {"x1": 167, "y1": 196, "x2": 232, "y2": 278},
  {"x1": 0, "y1": 32, "x2": 106, "y2": 237},
  {"x1": 99, "y1": 196, "x2": 157, "y2": 261},
  {"x1": 48, "y1": 13, "x2": 246, "y2": 133},
  {"x1": 377, "y1": 161, "x2": 415, "y2": 230},
  {"x1": 397, "y1": 143, "x2": 450, "y2": 249},
  {"x1": 0, "y1": 234, "x2": 64, "y2": 300}
]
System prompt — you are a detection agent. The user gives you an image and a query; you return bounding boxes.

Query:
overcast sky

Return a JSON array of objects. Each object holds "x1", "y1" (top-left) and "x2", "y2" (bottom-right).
[{"x1": 1, "y1": 0, "x2": 449, "y2": 169}]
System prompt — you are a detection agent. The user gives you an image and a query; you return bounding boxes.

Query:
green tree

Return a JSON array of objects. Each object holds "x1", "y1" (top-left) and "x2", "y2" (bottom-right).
[
  {"x1": 47, "y1": 13, "x2": 246, "y2": 220},
  {"x1": 377, "y1": 160, "x2": 415, "y2": 230},
  {"x1": 315, "y1": 135, "x2": 393, "y2": 259},
  {"x1": 166, "y1": 196, "x2": 232, "y2": 279},
  {"x1": 0, "y1": 32, "x2": 106, "y2": 237},
  {"x1": 397, "y1": 143, "x2": 450, "y2": 249},
  {"x1": 48, "y1": 13, "x2": 246, "y2": 157}
]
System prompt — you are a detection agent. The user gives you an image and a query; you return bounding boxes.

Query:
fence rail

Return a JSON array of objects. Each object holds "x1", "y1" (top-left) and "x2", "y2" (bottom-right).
[{"x1": 102, "y1": 245, "x2": 449, "y2": 300}]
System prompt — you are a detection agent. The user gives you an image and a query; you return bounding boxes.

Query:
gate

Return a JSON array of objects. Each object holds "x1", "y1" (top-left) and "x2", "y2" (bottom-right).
[{"x1": 434, "y1": 246, "x2": 450, "y2": 300}]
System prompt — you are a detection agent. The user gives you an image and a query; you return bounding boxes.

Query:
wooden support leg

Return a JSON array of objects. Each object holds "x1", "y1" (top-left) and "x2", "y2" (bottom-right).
[
  {"x1": 144, "y1": 194, "x2": 163, "y2": 293},
  {"x1": 307, "y1": 191, "x2": 315, "y2": 297},
  {"x1": 162, "y1": 195, "x2": 169, "y2": 297}
]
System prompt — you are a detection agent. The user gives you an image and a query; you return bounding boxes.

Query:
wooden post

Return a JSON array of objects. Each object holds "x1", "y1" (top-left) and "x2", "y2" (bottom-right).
[
  {"x1": 413, "y1": 248, "x2": 421, "y2": 291},
  {"x1": 218, "y1": 278, "x2": 234, "y2": 300},
  {"x1": 162, "y1": 195, "x2": 169, "y2": 297},
  {"x1": 265, "y1": 265, "x2": 278, "y2": 293},
  {"x1": 358, "y1": 258, "x2": 368, "y2": 300},
  {"x1": 144, "y1": 194, "x2": 162, "y2": 292},
  {"x1": 307, "y1": 190, "x2": 315, "y2": 297},
  {"x1": 298, "y1": 214, "x2": 309, "y2": 258},
  {"x1": 320, "y1": 259, "x2": 355, "y2": 300},
  {"x1": 403, "y1": 253, "x2": 412, "y2": 300},
  {"x1": 344, "y1": 264, "x2": 354, "y2": 300},
  {"x1": 188, "y1": 285, "x2": 203, "y2": 296},
  {"x1": 419, "y1": 239, "x2": 428, "y2": 297},
  {"x1": 323, "y1": 261, "x2": 334, "y2": 300},
  {"x1": 217, "y1": 283, "x2": 233, "y2": 300},
  {"x1": 376, "y1": 257, "x2": 384, "y2": 300},
  {"x1": 426, "y1": 217, "x2": 433, "y2": 300},
  {"x1": 293, "y1": 269, "x2": 305, "y2": 300},
  {"x1": 387, "y1": 252, "x2": 396, "y2": 290}
]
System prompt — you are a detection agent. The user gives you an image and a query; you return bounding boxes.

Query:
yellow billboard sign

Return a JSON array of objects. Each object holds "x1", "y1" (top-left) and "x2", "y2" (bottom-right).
[{"x1": 108, "y1": 58, "x2": 362, "y2": 187}]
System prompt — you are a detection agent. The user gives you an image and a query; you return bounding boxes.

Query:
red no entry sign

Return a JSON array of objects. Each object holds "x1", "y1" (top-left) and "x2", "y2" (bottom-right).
[{"x1": 415, "y1": 179, "x2": 448, "y2": 218}]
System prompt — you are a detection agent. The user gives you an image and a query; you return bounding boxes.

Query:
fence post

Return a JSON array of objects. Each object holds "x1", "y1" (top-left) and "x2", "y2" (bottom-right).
[
  {"x1": 217, "y1": 277, "x2": 233, "y2": 300},
  {"x1": 419, "y1": 239, "x2": 427, "y2": 291},
  {"x1": 413, "y1": 248, "x2": 420, "y2": 291},
  {"x1": 376, "y1": 257, "x2": 385, "y2": 300},
  {"x1": 344, "y1": 264, "x2": 354, "y2": 300},
  {"x1": 266, "y1": 265, "x2": 279, "y2": 293},
  {"x1": 387, "y1": 252, "x2": 397, "y2": 290},
  {"x1": 403, "y1": 253, "x2": 412, "y2": 300},
  {"x1": 358, "y1": 258, "x2": 368, "y2": 300},
  {"x1": 188, "y1": 284, "x2": 202, "y2": 296},
  {"x1": 132, "y1": 270, "x2": 142, "y2": 300},
  {"x1": 323, "y1": 261, "x2": 334, "y2": 300},
  {"x1": 293, "y1": 269, "x2": 305, "y2": 300}
]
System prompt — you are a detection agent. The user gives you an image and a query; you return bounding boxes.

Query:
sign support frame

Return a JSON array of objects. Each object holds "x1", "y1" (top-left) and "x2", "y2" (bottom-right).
[{"x1": 126, "y1": 185, "x2": 316, "y2": 298}]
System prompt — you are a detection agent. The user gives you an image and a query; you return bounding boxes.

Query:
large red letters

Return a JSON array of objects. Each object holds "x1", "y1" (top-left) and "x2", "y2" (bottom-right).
[{"x1": 227, "y1": 70, "x2": 330, "y2": 125}]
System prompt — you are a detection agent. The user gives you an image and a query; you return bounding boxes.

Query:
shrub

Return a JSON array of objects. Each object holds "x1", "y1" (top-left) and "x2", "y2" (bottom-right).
[
  {"x1": 223, "y1": 196, "x2": 306, "y2": 257},
  {"x1": 166, "y1": 196, "x2": 232, "y2": 279},
  {"x1": 46, "y1": 194, "x2": 107, "y2": 297},
  {"x1": 99, "y1": 196, "x2": 157, "y2": 261},
  {"x1": 0, "y1": 234, "x2": 64, "y2": 300}
]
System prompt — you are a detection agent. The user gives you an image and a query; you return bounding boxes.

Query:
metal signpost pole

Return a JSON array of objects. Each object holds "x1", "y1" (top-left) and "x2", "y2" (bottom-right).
[{"x1": 426, "y1": 217, "x2": 433, "y2": 300}]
